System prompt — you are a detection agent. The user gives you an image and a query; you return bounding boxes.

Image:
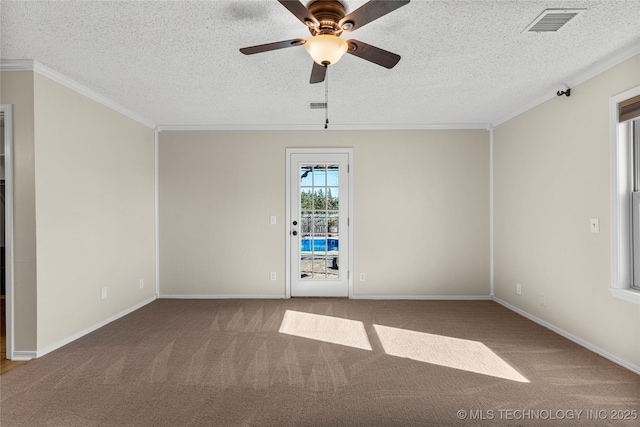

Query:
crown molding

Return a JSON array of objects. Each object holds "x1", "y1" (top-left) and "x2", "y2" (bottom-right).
[
  {"x1": 156, "y1": 123, "x2": 491, "y2": 132},
  {"x1": 7, "y1": 40, "x2": 637, "y2": 133},
  {"x1": 1, "y1": 60, "x2": 489, "y2": 132},
  {"x1": 0, "y1": 59, "x2": 34, "y2": 71},
  {"x1": 491, "y1": 41, "x2": 640, "y2": 128},
  {"x1": 1, "y1": 59, "x2": 156, "y2": 129}
]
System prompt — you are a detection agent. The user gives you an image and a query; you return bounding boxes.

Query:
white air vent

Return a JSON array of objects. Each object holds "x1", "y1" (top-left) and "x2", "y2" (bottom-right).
[
  {"x1": 309, "y1": 102, "x2": 327, "y2": 110},
  {"x1": 524, "y1": 9, "x2": 585, "y2": 33}
]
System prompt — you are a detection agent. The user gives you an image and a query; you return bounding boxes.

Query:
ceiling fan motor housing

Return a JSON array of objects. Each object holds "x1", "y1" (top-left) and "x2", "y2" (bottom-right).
[{"x1": 307, "y1": 0, "x2": 348, "y2": 35}]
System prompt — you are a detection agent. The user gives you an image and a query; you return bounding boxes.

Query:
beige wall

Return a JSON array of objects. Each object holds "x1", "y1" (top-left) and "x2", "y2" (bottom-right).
[
  {"x1": 1, "y1": 71, "x2": 38, "y2": 352},
  {"x1": 493, "y1": 55, "x2": 640, "y2": 366},
  {"x1": 159, "y1": 130, "x2": 490, "y2": 297},
  {"x1": 3, "y1": 54, "x2": 637, "y2": 370},
  {"x1": 3, "y1": 51, "x2": 637, "y2": 372},
  {"x1": 32, "y1": 73, "x2": 156, "y2": 351}
]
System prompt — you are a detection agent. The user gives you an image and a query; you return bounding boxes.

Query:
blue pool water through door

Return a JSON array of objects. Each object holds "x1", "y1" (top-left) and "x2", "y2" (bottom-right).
[{"x1": 300, "y1": 238, "x2": 339, "y2": 252}]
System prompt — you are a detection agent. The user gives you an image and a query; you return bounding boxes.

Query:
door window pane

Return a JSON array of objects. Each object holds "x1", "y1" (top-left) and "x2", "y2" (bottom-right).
[{"x1": 299, "y1": 163, "x2": 340, "y2": 281}]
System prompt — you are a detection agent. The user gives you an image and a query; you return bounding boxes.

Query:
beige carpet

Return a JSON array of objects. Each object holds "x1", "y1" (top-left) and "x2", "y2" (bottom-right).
[{"x1": 0, "y1": 299, "x2": 638, "y2": 426}]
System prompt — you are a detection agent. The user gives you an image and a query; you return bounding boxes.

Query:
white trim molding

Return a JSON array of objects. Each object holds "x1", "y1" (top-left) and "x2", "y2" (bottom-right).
[
  {"x1": 492, "y1": 42, "x2": 640, "y2": 128},
  {"x1": 489, "y1": 127, "x2": 495, "y2": 297},
  {"x1": 11, "y1": 351, "x2": 37, "y2": 361},
  {"x1": 493, "y1": 297, "x2": 640, "y2": 375},
  {"x1": 0, "y1": 59, "x2": 156, "y2": 129},
  {"x1": 0, "y1": 59, "x2": 33, "y2": 71},
  {"x1": 159, "y1": 294, "x2": 286, "y2": 299},
  {"x1": 35, "y1": 295, "x2": 157, "y2": 358},
  {"x1": 160, "y1": 294, "x2": 490, "y2": 300},
  {"x1": 610, "y1": 288, "x2": 640, "y2": 305},
  {"x1": 154, "y1": 128, "x2": 160, "y2": 298},
  {"x1": 159, "y1": 293, "x2": 492, "y2": 300},
  {"x1": 352, "y1": 294, "x2": 492, "y2": 300},
  {"x1": 156, "y1": 123, "x2": 491, "y2": 132},
  {"x1": 1, "y1": 104, "x2": 15, "y2": 360}
]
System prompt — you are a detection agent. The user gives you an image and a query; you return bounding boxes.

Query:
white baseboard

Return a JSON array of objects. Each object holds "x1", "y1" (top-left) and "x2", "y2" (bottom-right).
[
  {"x1": 352, "y1": 294, "x2": 492, "y2": 300},
  {"x1": 14, "y1": 294, "x2": 636, "y2": 376},
  {"x1": 160, "y1": 294, "x2": 492, "y2": 300},
  {"x1": 493, "y1": 296, "x2": 640, "y2": 375},
  {"x1": 159, "y1": 294, "x2": 286, "y2": 299},
  {"x1": 11, "y1": 351, "x2": 38, "y2": 361},
  {"x1": 33, "y1": 295, "x2": 157, "y2": 359}
]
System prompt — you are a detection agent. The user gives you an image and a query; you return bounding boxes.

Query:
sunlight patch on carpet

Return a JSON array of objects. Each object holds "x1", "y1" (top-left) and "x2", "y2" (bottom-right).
[
  {"x1": 279, "y1": 310, "x2": 372, "y2": 351},
  {"x1": 374, "y1": 325, "x2": 529, "y2": 383}
]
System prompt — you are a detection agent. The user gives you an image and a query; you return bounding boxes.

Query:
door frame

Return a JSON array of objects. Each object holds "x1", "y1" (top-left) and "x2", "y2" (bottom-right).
[
  {"x1": 285, "y1": 148, "x2": 354, "y2": 298},
  {"x1": 1, "y1": 104, "x2": 14, "y2": 359}
]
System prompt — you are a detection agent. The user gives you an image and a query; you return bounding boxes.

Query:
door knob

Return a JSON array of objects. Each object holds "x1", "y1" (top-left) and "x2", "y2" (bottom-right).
[
  {"x1": 293, "y1": 221, "x2": 298, "y2": 226},
  {"x1": 292, "y1": 230, "x2": 298, "y2": 236}
]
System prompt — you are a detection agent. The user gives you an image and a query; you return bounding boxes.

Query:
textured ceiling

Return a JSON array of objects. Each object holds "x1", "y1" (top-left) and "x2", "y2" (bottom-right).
[{"x1": 1, "y1": 1, "x2": 639, "y2": 128}]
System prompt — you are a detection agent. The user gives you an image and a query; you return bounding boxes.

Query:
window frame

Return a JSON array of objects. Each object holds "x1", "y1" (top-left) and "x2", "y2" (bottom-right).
[
  {"x1": 610, "y1": 86, "x2": 640, "y2": 304},
  {"x1": 634, "y1": 191, "x2": 640, "y2": 289},
  {"x1": 632, "y1": 120, "x2": 640, "y2": 290}
]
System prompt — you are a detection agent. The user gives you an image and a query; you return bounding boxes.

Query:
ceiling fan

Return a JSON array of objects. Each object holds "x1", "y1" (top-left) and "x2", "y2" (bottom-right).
[{"x1": 240, "y1": 0, "x2": 410, "y2": 84}]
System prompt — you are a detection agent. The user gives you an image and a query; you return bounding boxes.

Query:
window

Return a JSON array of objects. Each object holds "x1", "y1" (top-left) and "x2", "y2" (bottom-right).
[
  {"x1": 611, "y1": 88, "x2": 640, "y2": 303},
  {"x1": 632, "y1": 119, "x2": 640, "y2": 290}
]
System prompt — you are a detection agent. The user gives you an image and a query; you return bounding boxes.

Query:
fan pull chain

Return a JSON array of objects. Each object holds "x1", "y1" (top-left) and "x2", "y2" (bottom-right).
[{"x1": 324, "y1": 66, "x2": 329, "y2": 129}]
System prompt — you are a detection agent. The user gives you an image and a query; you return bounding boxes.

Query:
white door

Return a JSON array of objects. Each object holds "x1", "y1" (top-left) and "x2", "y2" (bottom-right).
[{"x1": 287, "y1": 150, "x2": 350, "y2": 297}]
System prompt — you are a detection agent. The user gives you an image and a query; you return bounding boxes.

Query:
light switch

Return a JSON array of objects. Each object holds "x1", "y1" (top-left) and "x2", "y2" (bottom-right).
[
  {"x1": 270, "y1": 215, "x2": 277, "y2": 225},
  {"x1": 590, "y1": 218, "x2": 600, "y2": 233}
]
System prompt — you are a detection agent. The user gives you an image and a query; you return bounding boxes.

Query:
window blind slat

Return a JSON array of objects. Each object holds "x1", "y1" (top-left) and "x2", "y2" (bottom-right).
[{"x1": 619, "y1": 95, "x2": 640, "y2": 123}]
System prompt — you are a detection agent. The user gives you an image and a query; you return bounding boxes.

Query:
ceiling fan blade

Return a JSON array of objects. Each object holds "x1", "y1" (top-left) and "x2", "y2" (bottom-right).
[
  {"x1": 346, "y1": 39, "x2": 401, "y2": 69},
  {"x1": 340, "y1": 0, "x2": 410, "y2": 32},
  {"x1": 240, "y1": 38, "x2": 305, "y2": 55},
  {"x1": 278, "y1": 0, "x2": 319, "y2": 28},
  {"x1": 310, "y1": 61, "x2": 327, "y2": 84}
]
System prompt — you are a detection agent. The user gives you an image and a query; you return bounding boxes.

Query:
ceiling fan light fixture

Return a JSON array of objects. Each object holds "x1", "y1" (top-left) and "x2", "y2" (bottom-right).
[{"x1": 304, "y1": 34, "x2": 348, "y2": 65}]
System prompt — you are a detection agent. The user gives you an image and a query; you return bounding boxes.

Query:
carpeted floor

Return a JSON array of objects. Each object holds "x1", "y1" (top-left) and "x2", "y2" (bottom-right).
[{"x1": 0, "y1": 299, "x2": 638, "y2": 426}]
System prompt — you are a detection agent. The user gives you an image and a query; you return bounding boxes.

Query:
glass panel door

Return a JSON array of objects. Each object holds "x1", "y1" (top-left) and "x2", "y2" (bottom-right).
[{"x1": 290, "y1": 152, "x2": 349, "y2": 297}]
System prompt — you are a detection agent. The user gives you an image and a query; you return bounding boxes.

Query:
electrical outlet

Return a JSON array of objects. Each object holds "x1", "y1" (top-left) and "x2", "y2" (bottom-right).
[
  {"x1": 541, "y1": 294, "x2": 547, "y2": 307},
  {"x1": 359, "y1": 273, "x2": 366, "y2": 281},
  {"x1": 270, "y1": 215, "x2": 277, "y2": 225},
  {"x1": 516, "y1": 283, "x2": 522, "y2": 296},
  {"x1": 139, "y1": 278, "x2": 144, "y2": 289},
  {"x1": 101, "y1": 287, "x2": 108, "y2": 300},
  {"x1": 270, "y1": 272, "x2": 276, "y2": 281}
]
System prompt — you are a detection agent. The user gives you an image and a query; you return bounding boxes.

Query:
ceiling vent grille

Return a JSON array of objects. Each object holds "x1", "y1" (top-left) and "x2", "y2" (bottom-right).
[
  {"x1": 524, "y1": 9, "x2": 585, "y2": 33},
  {"x1": 309, "y1": 102, "x2": 328, "y2": 110}
]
